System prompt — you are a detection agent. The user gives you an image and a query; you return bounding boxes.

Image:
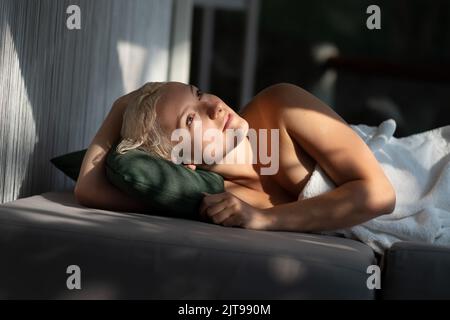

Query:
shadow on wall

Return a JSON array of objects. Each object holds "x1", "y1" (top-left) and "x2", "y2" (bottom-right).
[{"x1": 0, "y1": 0, "x2": 172, "y2": 203}]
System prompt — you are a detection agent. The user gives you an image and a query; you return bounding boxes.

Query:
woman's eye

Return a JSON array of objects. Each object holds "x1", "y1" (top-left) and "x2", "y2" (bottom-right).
[
  {"x1": 186, "y1": 114, "x2": 195, "y2": 127},
  {"x1": 196, "y1": 89, "x2": 203, "y2": 99}
]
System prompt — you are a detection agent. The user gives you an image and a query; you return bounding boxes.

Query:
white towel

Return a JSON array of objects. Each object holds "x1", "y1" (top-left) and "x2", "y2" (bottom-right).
[{"x1": 298, "y1": 119, "x2": 450, "y2": 254}]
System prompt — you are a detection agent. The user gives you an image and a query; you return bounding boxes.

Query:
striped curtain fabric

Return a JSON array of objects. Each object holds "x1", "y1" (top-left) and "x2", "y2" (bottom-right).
[{"x1": 0, "y1": 0, "x2": 173, "y2": 203}]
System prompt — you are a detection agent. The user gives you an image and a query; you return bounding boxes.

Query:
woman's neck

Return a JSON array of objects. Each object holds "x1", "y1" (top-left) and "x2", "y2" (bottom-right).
[{"x1": 199, "y1": 137, "x2": 263, "y2": 191}]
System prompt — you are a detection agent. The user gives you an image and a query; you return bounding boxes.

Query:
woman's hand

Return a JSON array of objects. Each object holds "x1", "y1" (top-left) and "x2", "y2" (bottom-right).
[{"x1": 199, "y1": 192, "x2": 273, "y2": 230}]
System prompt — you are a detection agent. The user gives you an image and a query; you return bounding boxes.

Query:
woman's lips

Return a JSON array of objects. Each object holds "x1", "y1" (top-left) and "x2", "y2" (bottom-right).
[{"x1": 223, "y1": 114, "x2": 233, "y2": 131}]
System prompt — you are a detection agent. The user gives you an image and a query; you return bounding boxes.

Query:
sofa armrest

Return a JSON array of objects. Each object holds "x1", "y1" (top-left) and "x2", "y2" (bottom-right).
[{"x1": 381, "y1": 241, "x2": 450, "y2": 299}]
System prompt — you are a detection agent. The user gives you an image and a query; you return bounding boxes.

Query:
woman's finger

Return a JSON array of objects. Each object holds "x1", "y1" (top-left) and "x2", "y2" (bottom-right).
[
  {"x1": 201, "y1": 192, "x2": 229, "y2": 206},
  {"x1": 210, "y1": 207, "x2": 235, "y2": 225},
  {"x1": 199, "y1": 197, "x2": 219, "y2": 218},
  {"x1": 199, "y1": 193, "x2": 221, "y2": 216},
  {"x1": 205, "y1": 198, "x2": 228, "y2": 216}
]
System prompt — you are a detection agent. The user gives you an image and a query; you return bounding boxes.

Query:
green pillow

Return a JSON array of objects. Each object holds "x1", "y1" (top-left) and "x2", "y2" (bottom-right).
[{"x1": 50, "y1": 148, "x2": 225, "y2": 219}]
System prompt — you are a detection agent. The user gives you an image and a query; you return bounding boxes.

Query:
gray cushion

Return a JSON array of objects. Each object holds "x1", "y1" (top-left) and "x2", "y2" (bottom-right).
[
  {"x1": 381, "y1": 241, "x2": 450, "y2": 299},
  {"x1": 0, "y1": 192, "x2": 377, "y2": 299}
]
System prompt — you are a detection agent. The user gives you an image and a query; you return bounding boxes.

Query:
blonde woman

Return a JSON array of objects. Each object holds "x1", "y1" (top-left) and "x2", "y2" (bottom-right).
[{"x1": 75, "y1": 81, "x2": 396, "y2": 233}]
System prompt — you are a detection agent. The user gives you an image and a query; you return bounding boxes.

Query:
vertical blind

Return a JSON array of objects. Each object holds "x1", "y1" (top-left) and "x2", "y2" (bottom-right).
[{"x1": 0, "y1": 0, "x2": 173, "y2": 204}]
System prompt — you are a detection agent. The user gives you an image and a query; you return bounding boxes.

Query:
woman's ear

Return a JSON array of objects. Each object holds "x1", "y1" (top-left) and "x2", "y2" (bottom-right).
[{"x1": 183, "y1": 164, "x2": 196, "y2": 170}]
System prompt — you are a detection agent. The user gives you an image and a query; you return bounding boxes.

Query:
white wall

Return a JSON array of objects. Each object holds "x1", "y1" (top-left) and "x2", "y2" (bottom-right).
[{"x1": 0, "y1": 0, "x2": 174, "y2": 203}]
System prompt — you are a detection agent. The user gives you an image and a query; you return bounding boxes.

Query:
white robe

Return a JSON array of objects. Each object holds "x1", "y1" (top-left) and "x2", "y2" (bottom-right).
[{"x1": 298, "y1": 119, "x2": 450, "y2": 254}]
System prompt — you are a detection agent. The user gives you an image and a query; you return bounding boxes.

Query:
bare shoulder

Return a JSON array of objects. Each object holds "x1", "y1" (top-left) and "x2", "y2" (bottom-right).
[
  {"x1": 243, "y1": 83, "x2": 337, "y2": 122},
  {"x1": 244, "y1": 83, "x2": 391, "y2": 187},
  {"x1": 241, "y1": 83, "x2": 313, "y2": 128}
]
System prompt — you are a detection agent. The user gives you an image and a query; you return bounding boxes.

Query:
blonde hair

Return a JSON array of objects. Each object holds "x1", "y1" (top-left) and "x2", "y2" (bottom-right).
[{"x1": 116, "y1": 82, "x2": 172, "y2": 159}]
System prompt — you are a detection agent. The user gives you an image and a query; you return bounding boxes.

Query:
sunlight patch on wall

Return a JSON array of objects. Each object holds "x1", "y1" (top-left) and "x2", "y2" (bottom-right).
[
  {"x1": 0, "y1": 22, "x2": 37, "y2": 203},
  {"x1": 117, "y1": 41, "x2": 149, "y2": 93}
]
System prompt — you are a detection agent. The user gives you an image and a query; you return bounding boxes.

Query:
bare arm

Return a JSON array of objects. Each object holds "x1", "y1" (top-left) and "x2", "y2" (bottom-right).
[
  {"x1": 200, "y1": 178, "x2": 394, "y2": 232},
  {"x1": 264, "y1": 179, "x2": 394, "y2": 232},
  {"x1": 74, "y1": 86, "x2": 148, "y2": 213},
  {"x1": 258, "y1": 83, "x2": 396, "y2": 232}
]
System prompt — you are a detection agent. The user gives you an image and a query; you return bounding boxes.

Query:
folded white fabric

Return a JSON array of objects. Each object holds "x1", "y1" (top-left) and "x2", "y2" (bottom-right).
[{"x1": 298, "y1": 119, "x2": 450, "y2": 254}]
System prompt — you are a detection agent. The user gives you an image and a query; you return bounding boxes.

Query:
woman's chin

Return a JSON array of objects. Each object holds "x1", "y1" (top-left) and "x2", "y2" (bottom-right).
[
  {"x1": 226, "y1": 119, "x2": 249, "y2": 138},
  {"x1": 238, "y1": 118, "x2": 249, "y2": 133}
]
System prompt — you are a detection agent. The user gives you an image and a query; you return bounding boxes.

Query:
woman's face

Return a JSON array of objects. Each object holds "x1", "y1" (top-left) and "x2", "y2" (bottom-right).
[{"x1": 156, "y1": 82, "x2": 249, "y2": 165}]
